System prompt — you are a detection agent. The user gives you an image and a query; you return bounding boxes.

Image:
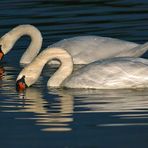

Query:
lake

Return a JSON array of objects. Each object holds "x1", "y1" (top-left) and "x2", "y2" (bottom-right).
[{"x1": 0, "y1": 0, "x2": 148, "y2": 148}]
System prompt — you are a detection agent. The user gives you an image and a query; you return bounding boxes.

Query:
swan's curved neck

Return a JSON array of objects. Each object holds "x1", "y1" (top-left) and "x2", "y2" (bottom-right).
[
  {"x1": 1, "y1": 25, "x2": 42, "y2": 64},
  {"x1": 24, "y1": 47, "x2": 73, "y2": 87}
]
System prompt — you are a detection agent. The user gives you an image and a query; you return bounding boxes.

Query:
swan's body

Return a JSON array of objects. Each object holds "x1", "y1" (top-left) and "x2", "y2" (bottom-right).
[
  {"x1": 0, "y1": 24, "x2": 42, "y2": 64},
  {"x1": 49, "y1": 36, "x2": 148, "y2": 64},
  {"x1": 17, "y1": 47, "x2": 148, "y2": 90}
]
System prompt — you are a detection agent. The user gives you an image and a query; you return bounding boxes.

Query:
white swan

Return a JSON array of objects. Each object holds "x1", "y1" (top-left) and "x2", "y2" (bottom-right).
[
  {"x1": 16, "y1": 47, "x2": 148, "y2": 90},
  {"x1": 49, "y1": 36, "x2": 148, "y2": 64},
  {"x1": 1, "y1": 25, "x2": 148, "y2": 65},
  {"x1": 0, "y1": 24, "x2": 42, "y2": 64}
]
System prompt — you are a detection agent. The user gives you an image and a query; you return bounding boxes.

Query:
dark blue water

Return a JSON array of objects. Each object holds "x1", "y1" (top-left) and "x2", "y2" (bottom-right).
[{"x1": 0, "y1": 0, "x2": 148, "y2": 148}]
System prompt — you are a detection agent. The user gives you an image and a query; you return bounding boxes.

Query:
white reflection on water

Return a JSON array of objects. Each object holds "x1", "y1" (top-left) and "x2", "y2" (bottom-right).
[
  {"x1": 1, "y1": 88, "x2": 74, "y2": 132},
  {"x1": 0, "y1": 66, "x2": 148, "y2": 132},
  {"x1": 25, "y1": 88, "x2": 73, "y2": 132},
  {"x1": 68, "y1": 89, "x2": 148, "y2": 112},
  {"x1": 66, "y1": 89, "x2": 148, "y2": 127}
]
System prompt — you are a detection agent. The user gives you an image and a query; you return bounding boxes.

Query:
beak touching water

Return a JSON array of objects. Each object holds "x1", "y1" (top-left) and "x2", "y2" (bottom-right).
[{"x1": 16, "y1": 76, "x2": 28, "y2": 91}]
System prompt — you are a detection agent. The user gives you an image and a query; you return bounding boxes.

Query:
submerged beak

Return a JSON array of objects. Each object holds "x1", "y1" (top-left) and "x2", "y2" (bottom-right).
[{"x1": 16, "y1": 76, "x2": 28, "y2": 92}]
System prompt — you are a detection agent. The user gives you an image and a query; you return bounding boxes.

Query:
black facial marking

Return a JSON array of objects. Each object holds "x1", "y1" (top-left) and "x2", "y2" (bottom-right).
[{"x1": 0, "y1": 45, "x2": 2, "y2": 51}]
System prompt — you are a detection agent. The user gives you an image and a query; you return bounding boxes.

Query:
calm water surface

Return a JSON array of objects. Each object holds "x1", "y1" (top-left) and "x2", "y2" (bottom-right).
[{"x1": 0, "y1": 0, "x2": 148, "y2": 148}]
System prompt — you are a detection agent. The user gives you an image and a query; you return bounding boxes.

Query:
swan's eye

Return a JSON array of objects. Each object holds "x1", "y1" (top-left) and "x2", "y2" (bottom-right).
[{"x1": 0, "y1": 45, "x2": 4, "y2": 61}]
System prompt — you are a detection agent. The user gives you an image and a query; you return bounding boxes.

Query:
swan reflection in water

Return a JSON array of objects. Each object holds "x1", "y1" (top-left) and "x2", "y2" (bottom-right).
[
  {"x1": 1, "y1": 83, "x2": 74, "y2": 132},
  {"x1": 17, "y1": 88, "x2": 74, "y2": 132},
  {"x1": 18, "y1": 88, "x2": 148, "y2": 129},
  {"x1": 67, "y1": 88, "x2": 148, "y2": 127}
]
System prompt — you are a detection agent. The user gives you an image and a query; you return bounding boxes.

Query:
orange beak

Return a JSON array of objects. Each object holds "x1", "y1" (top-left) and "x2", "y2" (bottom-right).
[
  {"x1": 16, "y1": 76, "x2": 27, "y2": 92},
  {"x1": 0, "y1": 50, "x2": 4, "y2": 60},
  {"x1": 17, "y1": 81, "x2": 26, "y2": 91}
]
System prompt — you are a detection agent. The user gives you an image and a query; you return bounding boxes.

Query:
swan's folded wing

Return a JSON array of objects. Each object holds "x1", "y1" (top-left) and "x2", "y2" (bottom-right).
[{"x1": 63, "y1": 58, "x2": 148, "y2": 89}]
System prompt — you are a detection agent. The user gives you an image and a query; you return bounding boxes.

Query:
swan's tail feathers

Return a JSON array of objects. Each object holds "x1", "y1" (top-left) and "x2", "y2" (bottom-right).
[
  {"x1": 132, "y1": 42, "x2": 148, "y2": 57},
  {"x1": 117, "y1": 42, "x2": 148, "y2": 58}
]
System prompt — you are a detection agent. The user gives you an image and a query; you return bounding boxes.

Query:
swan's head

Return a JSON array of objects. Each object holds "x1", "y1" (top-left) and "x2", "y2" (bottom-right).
[
  {"x1": 16, "y1": 65, "x2": 42, "y2": 91},
  {"x1": 16, "y1": 75, "x2": 28, "y2": 91},
  {"x1": 0, "y1": 34, "x2": 14, "y2": 60}
]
